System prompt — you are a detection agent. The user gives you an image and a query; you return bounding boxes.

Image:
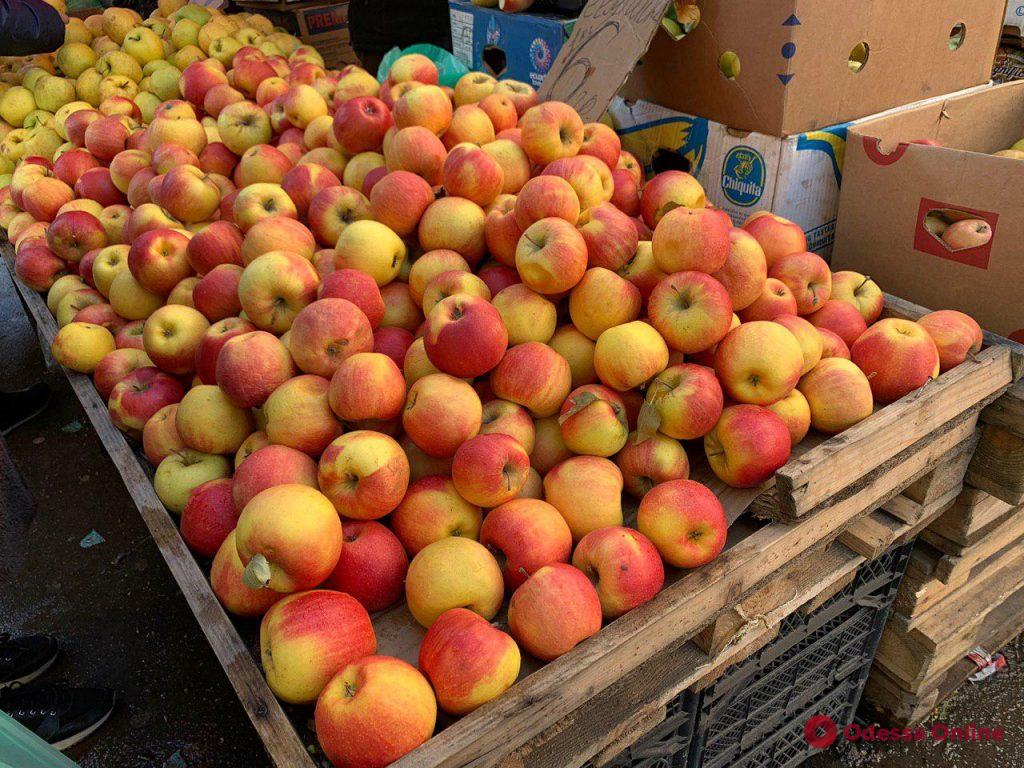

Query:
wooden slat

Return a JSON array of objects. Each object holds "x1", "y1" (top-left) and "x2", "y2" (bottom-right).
[
  {"x1": 693, "y1": 544, "x2": 864, "y2": 657},
  {"x1": 840, "y1": 511, "x2": 905, "y2": 559},
  {"x1": 905, "y1": 536, "x2": 1024, "y2": 628},
  {"x1": 874, "y1": 550, "x2": 1024, "y2": 687},
  {"x1": 765, "y1": 346, "x2": 1011, "y2": 519},
  {"x1": 2, "y1": 251, "x2": 316, "y2": 768},
  {"x1": 926, "y1": 488, "x2": 1014, "y2": 546},
  {"x1": 931, "y1": 510, "x2": 1024, "y2": 584},
  {"x1": 865, "y1": 580, "x2": 1024, "y2": 726},
  {"x1": 901, "y1": 436, "x2": 976, "y2": 506},
  {"x1": 979, "y1": 380, "x2": 1024, "y2": 436},
  {"x1": 966, "y1": 423, "x2": 1024, "y2": 505}
]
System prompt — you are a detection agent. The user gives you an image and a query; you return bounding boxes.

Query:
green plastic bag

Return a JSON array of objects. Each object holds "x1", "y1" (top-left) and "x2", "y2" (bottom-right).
[
  {"x1": 0, "y1": 712, "x2": 81, "y2": 768},
  {"x1": 376, "y1": 44, "x2": 470, "y2": 88}
]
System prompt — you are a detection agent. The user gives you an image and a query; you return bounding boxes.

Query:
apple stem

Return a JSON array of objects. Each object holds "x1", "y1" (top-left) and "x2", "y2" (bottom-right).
[{"x1": 242, "y1": 553, "x2": 272, "y2": 590}]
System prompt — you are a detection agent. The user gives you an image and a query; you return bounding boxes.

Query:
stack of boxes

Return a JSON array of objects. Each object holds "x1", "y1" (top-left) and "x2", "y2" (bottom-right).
[
  {"x1": 235, "y1": 0, "x2": 358, "y2": 70},
  {"x1": 605, "y1": 0, "x2": 1004, "y2": 258}
]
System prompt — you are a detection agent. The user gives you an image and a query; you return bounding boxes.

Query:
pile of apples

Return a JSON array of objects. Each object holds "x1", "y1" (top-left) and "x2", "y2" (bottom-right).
[{"x1": 0, "y1": 5, "x2": 988, "y2": 766}]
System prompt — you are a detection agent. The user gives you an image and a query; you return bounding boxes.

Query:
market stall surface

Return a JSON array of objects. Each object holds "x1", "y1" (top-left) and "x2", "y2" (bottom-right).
[{"x1": 1, "y1": 267, "x2": 1021, "y2": 768}]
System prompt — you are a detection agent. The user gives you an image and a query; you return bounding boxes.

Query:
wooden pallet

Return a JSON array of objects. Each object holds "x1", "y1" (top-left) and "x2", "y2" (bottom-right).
[
  {"x1": 967, "y1": 383, "x2": 1024, "y2": 505},
  {"x1": 924, "y1": 488, "x2": 1015, "y2": 549},
  {"x1": 874, "y1": 541, "x2": 1024, "y2": 688},
  {"x1": 886, "y1": 294, "x2": 1024, "y2": 507},
  {"x1": 838, "y1": 438, "x2": 977, "y2": 561},
  {"x1": 5, "y1": 247, "x2": 1018, "y2": 768},
  {"x1": 864, "y1": 575, "x2": 1024, "y2": 726}
]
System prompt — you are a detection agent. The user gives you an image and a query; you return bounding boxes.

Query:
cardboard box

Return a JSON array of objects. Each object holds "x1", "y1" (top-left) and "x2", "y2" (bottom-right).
[
  {"x1": 994, "y1": 46, "x2": 1024, "y2": 83},
  {"x1": 238, "y1": 1, "x2": 357, "y2": 69},
  {"x1": 606, "y1": 83, "x2": 991, "y2": 259},
  {"x1": 833, "y1": 81, "x2": 1024, "y2": 341},
  {"x1": 448, "y1": 0, "x2": 575, "y2": 89},
  {"x1": 540, "y1": 0, "x2": 1004, "y2": 135},
  {"x1": 1006, "y1": 0, "x2": 1024, "y2": 46}
]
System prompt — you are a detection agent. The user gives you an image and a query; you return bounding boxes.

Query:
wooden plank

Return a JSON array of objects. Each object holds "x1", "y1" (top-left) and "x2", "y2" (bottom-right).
[
  {"x1": 589, "y1": 703, "x2": 666, "y2": 768},
  {"x1": 764, "y1": 347, "x2": 1011, "y2": 519},
  {"x1": 904, "y1": 535, "x2": 1024, "y2": 628},
  {"x1": 693, "y1": 544, "x2": 863, "y2": 657},
  {"x1": 862, "y1": 665, "x2": 940, "y2": 727},
  {"x1": 2, "y1": 252, "x2": 317, "y2": 768},
  {"x1": 902, "y1": 436, "x2": 977, "y2": 506},
  {"x1": 397, "y1": 415, "x2": 978, "y2": 768},
  {"x1": 840, "y1": 511, "x2": 905, "y2": 559},
  {"x1": 882, "y1": 495, "x2": 925, "y2": 525},
  {"x1": 926, "y1": 488, "x2": 1014, "y2": 546},
  {"x1": 893, "y1": 494, "x2": 960, "y2": 545},
  {"x1": 869, "y1": 580, "x2": 1024, "y2": 726},
  {"x1": 932, "y1": 509, "x2": 1024, "y2": 584},
  {"x1": 841, "y1": 482, "x2": 960, "y2": 560},
  {"x1": 979, "y1": 380, "x2": 1024, "y2": 436},
  {"x1": 966, "y1": 423, "x2": 1024, "y2": 505},
  {"x1": 537, "y1": 0, "x2": 667, "y2": 122},
  {"x1": 874, "y1": 550, "x2": 1024, "y2": 687}
]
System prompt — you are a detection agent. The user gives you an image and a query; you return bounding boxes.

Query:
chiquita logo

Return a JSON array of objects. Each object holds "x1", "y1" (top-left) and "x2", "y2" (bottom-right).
[{"x1": 721, "y1": 146, "x2": 765, "y2": 207}]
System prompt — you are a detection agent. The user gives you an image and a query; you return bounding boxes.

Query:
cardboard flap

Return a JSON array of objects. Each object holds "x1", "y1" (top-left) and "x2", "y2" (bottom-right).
[{"x1": 538, "y1": 0, "x2": 668, "y2": 121}]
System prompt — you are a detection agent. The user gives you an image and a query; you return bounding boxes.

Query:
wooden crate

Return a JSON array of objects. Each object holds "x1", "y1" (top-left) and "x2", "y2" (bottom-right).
[{"x1": 3, "y1": 245, "x2": 1017, "y2": 768}]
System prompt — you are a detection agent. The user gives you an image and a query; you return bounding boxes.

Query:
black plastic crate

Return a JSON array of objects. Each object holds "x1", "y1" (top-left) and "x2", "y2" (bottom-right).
[{"x1": 597, "y1": 542, "x2": 913, "y2": 768}]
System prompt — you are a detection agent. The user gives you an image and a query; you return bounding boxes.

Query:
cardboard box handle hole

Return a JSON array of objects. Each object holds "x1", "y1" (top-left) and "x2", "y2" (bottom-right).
[
  {"x1": 718, "y1": 51, "x2": 740, "y2": 80},
  {"x1": 949, "y1": 23, "x2": 967, "y2": 51},
  {"x1": 848, "y1": 42, "x2": 869, "y2": 73}
]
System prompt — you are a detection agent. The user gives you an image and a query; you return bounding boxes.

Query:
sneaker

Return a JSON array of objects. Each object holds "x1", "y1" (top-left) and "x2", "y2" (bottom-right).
[
  {"x1": 0, "y1": 684, "x2": 115, "y2": 750},
  {"x1": 0, "y1": 384, "x2": 52, "y2": 435},
  {"x1": 0, "y1": 633, "x2": 58, "y2": 690}
]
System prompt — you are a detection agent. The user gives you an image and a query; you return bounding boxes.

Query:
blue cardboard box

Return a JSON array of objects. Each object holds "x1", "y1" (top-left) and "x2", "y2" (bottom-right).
[{"x1": 448, "y1": 0, "x2": 575, "y2": 89}]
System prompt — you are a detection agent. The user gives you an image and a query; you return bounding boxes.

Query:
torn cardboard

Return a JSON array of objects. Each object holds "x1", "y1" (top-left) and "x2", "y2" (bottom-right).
[
  {"x1": 536, "y1": 0, "x2": 667, "y2": 121},
  {"x1": 833, "y1": 81, "x2": 1024, "y2": 341}
]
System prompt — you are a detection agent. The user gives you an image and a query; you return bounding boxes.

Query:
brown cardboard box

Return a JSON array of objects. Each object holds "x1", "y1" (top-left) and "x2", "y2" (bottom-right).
[
  {"x1": 832, "y1": 81, "x2": 1024, "y2": 341},
  {"x1": 541, "y1": 0, "x2": 1004, "y2": 134},
  {"x1": 238, "y1": 1, "x2": 357, "y2": 69}
]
